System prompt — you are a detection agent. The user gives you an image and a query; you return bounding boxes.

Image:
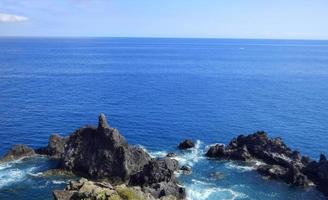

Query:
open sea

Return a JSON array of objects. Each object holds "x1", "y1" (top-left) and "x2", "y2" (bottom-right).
[{"x1": 0, "y1": 38, "x2": 328, "y2": 199}]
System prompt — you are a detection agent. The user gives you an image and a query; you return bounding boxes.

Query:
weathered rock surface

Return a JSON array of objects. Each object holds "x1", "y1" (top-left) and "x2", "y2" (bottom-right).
[
  {"x1": 303, "y1": 154, "x2": 328, "y2": 196},
  {"x1": 51, "y1": 114, "x2": 186, "y2": 199},
  {"x1": 36, "y1": 134, "x2": 67, "y2": 159},
  {"x1": 59, "y1": 114, "x2": 152, "y2": 183},
  {"x1": 206, "y1": 131, "x2": 328, "y2": 196},
  {"x1": 129, "y1": 157, "x2": 185, "y2": 199},
  {"x1": 178, "y1": 140, "x2": 195, "y2": 149},
  {"x1": 0, "y1": 144, "x2": 35, "y2": 163},
  {"x1": 53, "y1": 178, "x2": 177, "y2": 200},
  {"x1": 41, "y1": 169, "x2": 75, "y2": 178}
]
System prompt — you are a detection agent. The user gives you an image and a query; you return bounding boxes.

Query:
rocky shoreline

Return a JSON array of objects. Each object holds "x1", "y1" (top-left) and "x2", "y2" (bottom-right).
[
  {"x1": 1, "y1": 114, "x2": 328, "y2": 199},
  {"x1": 205, "y1": 131, "x2": 328, "y2": 196},
  {"x1": 1, "y1": 114, "x2": 185, "y2": 200}
]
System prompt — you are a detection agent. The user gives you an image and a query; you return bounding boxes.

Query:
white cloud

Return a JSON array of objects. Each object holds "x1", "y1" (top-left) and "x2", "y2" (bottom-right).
[{"x1": 0, "y1": 13, "x2": 28, "y2": 22}]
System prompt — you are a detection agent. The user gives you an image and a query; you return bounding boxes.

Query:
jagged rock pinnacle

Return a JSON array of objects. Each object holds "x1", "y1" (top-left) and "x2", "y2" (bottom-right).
[{"x1": 98, "y1": 113, "x2": 109, "y2": 130}]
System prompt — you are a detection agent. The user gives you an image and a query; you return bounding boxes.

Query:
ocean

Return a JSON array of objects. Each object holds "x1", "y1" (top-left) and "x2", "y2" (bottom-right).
[{"x1": 0, "y1": 37, "x2": 327, "y2": 199}]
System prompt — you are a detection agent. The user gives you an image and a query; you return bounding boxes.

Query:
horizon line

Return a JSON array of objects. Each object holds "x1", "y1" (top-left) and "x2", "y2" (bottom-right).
[{"x1": 0, "y1": 35, "x2": 328, "y2": 42}]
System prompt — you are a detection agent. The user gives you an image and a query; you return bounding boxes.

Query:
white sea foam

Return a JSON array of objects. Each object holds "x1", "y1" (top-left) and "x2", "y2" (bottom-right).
[
  {"x1": 28, "y1": 171, "x2": 43, "y2": 177},
  {"x1": 149, "y1": 150, "x2": 168, "y2": 158},
  {"x1": 248, "y1": 159, "x2": 266, "y2": 167},
  {"x1": 52, "y1": 180, "x2": 67, "y2": 184},
  {"x1": 176, "y1": 140, "x2": 204, "y2": 167},
  {"x1": 0, "y1": 163, "x2": 36, "y2": 188},
  {"x1": 186, "y1": 180, "x2": 247, "y2": 200},
  {"x1": 224, "y1": 162, "x2": 255, "y2": 172},
  {"x1": 0, "y1": 159, "x2": 24, "y2": 170},
  {"x1": 137, "y1": 145, "x2": 168, "y2": 158},
  {"x1": 0, "y1": 163, "x2": 12, "y2": 170}
]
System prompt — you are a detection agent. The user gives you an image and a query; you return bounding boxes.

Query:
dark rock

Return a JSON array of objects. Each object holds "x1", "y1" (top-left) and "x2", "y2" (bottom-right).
[
  {"x1": 180, "y1": 165, "x2": 192, "y2": 175},
  {"x1": 320, "y1": 154, "x2": 327, "y2": 162},
  {"x1": 129, "y1": 158, "x2": 185, "y2": 199},
  {"x1": 55, "y1": 113, "x2": 184, "y2": 199},
  {"x1": 205, "y1": 144, "x2": 251, "y2": 161},
  {"x1": 0, "y1": 144, "x2": 35, "y2": 163},
  {"x1": 205, "y1": 131, "x2": 319, "y2": 193},
  {"x1": 205, "y1": 144, "x2": 226, "y2": 158},
  {"x1": 258, "y1": 164, "x2": 311, "y2": 186},
  {"x1": 129, "y1": 158, "x2": 178, "y2": 186},
  {"x1": 286, "y1": 165, "x2": 311, "y2": 186},
  {"x1": 301, "y1": 156, "x2": 311, "y2": 165},
  {"x1": 166, "y1": 152, "x2": 177, "y2": 157},
  {"x1": 257, "y1": 164, "x2": 288, "y2": 180},
  {"x1": 206, "y1": 131, "x2": 300, "y2": 165},
  {"x1": 178, "y1": 140, "x2": 195, "y2": 149},
  {"x1": 60, "y1": 114, "x2": 151, "y2": 183},
  {"x1": 229, "y1": 145, "x2": 252, "y2": 161},
  {"x1": 303, "y1": 154, "x2": 328, "y2": 196},
  {"x1": 143, "y1": 181, "x2": 186, "y2": 200},
  {"x1": 36, "y1": 134, "x2": 67, "y2": 159}
]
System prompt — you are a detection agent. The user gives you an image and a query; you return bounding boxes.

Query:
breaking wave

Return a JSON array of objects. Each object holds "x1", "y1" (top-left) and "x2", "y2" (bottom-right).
[
  {"x1": 0, "y1": 162, "x2": 37, "y2": 188},
  {"x1": 186, "y1": 179, "x2": 248, "y2": 200}
]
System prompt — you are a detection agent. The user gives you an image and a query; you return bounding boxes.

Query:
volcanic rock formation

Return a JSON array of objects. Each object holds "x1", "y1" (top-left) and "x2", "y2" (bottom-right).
[{"x1": 206, "y1": 131, "x2": 328, "y2": 195}]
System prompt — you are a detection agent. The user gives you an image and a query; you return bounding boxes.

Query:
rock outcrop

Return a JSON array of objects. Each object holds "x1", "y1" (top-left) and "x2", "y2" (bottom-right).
[
  {"x1": 0, "y1": 144, "x2": 35, "y2": 163},
  {"x1": 206, "y1": 131, "x2": 328, "y2": 196},
  {"x1": 59, "y1": 114, "x2": 152, "y2": 183},
  {"x1": 36, "y1": 134, "x2": 67, "y2": 159},
  {"x1": 303, "y1": 154, "x2": 328, "y2": 196},
  {"x1": 178, "y1": 140, "x2": 195, "y2": 149},
  {"x1": 53, "y1": 178, "x2": 177, "y2": 200},
  {"x1": 50, "y1": 114, "x2": 186, "y2": 199},
  {"x1": 129, "y1": 157, "x2": 185, "y2": 199}
]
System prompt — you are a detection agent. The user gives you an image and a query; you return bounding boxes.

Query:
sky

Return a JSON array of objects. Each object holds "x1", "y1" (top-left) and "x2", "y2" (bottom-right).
[{"x1": 0, "y1": 0, "x2": 327, "y2": 39}]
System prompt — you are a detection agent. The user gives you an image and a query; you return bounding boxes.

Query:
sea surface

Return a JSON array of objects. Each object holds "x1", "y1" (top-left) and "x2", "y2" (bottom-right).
[{"x1": 0, "y1": 38, "x2": 328, "y2": 199}]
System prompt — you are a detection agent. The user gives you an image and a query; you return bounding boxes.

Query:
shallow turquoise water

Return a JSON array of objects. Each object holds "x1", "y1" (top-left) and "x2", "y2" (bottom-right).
[{"x1": 0, "y1": 38, "x2": 328, "y2": 199}]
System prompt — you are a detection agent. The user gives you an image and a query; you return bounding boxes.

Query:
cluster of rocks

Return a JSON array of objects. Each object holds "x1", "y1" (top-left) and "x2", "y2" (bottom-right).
[
  {"x1": 2, "y1": 115, "x2": 328, "y2": 198},
  {"x1": 53, "y1": 178, "x2": 176, "y2": 200},
  {"x1": 1, "y1": 114, "x2": 185, "y2": 200},
  {"x1": 205, "y1": 131, "x2": 328, "y2": 196}
]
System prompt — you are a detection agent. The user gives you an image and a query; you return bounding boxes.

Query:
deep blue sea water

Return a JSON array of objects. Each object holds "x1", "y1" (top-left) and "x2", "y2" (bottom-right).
[{"x1": 0, "y1": 38, "x2": 328, "y2": 199}]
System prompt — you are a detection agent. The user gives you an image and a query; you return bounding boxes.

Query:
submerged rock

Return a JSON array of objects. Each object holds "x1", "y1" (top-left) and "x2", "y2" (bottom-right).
[
  {"x1": 178, "y1": 140, "x2": 195, "y2": 149},
  {"x1": 0, "y1": 144, "x2": 35, "y2": 163}
]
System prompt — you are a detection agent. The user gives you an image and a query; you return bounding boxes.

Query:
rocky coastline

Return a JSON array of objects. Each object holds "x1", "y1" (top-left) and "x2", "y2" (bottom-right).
[
  {"x1": 1, "y1": 114, "x2": 328, "y2": 199},
  {"x1": 205, "y1": 131, "x2": 328, "y2": 196},
  {"x1": 1, "y1": 114, "x2": 185, "y2": 200}
]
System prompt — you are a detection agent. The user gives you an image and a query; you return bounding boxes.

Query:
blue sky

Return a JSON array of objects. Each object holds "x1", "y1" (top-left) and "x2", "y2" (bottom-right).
[{"x1": 0, "y1": 0, "x2": 327, "y2": 39}]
